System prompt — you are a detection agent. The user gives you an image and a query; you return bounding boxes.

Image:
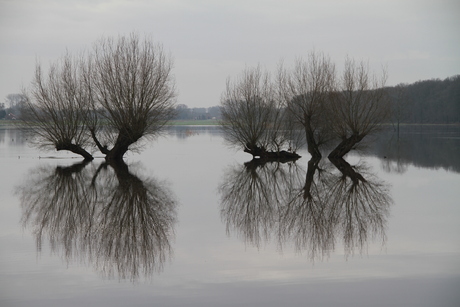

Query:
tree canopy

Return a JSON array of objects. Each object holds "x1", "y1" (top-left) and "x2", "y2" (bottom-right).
[{"x1": 22, "y1": 33, "x2": 176, "y2": 161}]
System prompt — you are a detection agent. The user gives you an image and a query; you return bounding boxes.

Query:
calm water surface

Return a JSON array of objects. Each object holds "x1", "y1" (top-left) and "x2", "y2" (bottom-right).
[{"x1": 1, "y1": 125, "x2": 459, "y2": 307}]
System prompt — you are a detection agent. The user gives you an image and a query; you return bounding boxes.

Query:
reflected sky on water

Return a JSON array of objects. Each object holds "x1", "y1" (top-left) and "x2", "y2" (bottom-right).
[{"x1": 1, "y1": 125, "x2": 459, "y2": 306}]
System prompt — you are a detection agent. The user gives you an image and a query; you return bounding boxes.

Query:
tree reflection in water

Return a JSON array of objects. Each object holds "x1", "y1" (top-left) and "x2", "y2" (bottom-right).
[
  {"x1": 220, "y1": 156, "x2": 392, "y2": 260},
  {"x1": 220, "y1": 159, "x2": 299, "y2": 248},
  {"x1": 17, "y1": 160, "x2": 177, "y2": 281}
]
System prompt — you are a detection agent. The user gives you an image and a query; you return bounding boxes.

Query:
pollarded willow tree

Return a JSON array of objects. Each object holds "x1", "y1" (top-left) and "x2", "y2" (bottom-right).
[
  {"x1": 277, "y1": 52, "x2": 336, "y2": 159},
  {"x1": 24, "y1": 52, "x2": 94, "y2": 160},
  {"x1": 89, "y1": 34, "x2": 176, "y2": 162},
  {"x1": 221, "y1": 54, "x2": 390, "y2": 161},
  {"x1": 24, "y1": 33, "x2": 176, "y2": 162},
  {"x1": 328, "y1": 58, "x2": 390, "y2": 159},
  {"x1": 220, "y1": 65, "x2": 300, "y2": 160}
]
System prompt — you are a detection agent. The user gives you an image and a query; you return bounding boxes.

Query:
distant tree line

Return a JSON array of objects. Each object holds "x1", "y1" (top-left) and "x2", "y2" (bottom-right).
[
  {"x1": 369, "y1": 126, "x2": 460, "y2": 174},
  {"x1": 5, "y1": 76, "x2": 457, "y2": 125},
  {"x1": 0, "y1": 93, "x2": 27, "y2": 120},
  {"x1": 387, "y1": 75, "x2": 460, "y2": 126},
  {"x1": 173, "y1": 104, "x2": 221, "y2": 120}
]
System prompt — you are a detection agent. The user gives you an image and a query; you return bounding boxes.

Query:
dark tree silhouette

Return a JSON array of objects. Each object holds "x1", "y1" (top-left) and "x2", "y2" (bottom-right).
[
  {"x1": 328, "y1": 58, "x2": 390, "y2": 159},
  {"x1": 23, "y1": 53, "x2": 94, "y2": 160},
  {"x1": 23, "y1": 33, "x2": 176, "y2": 161},
  {"x1": 89, "y1": 34, "x2": 176, "y2": 162},
  {"x1": 278, "y1": 52, "x2": 336, "y2": 158},
  {"x1": 220, "y1": 65, "x2": 300, "y2": 160},
  {"x1": 327, "y1": 59, "x2": 390, "y2": 158}
]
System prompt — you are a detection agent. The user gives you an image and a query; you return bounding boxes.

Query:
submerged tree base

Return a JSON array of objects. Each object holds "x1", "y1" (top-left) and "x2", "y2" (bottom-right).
[
  {"x1": 55, "y1": 142, "x2": 94, "y2": 161},
  {"x1": 244, "y1": 148, "x2": 301, "y2": 163},
  {"x1": 244, "y1": 143, "x2": 301, "y2": 162}
]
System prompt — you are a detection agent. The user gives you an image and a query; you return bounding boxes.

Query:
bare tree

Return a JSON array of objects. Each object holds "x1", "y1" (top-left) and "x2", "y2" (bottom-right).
[
  {"x1": 24, "y1": 52, "x2": 94, "y2": 160},
  {"x1": 89, "y1": 34, "x2": 176, "y2": 162},
  {"x1": 220, "y1": 65, "x2": 300, "y2": 160},
  {"x1": 278, "y1": 52, "x2": 336, "y2": 158},
  {"x1": 24, "y1": 34, "x2": 176, "y2": 162},
  {"x1": 328, "y1": 58, "x2": 390, "y2": 158},
  {"x1": 220, "y1": 65, "x2": 274, "y2": 156}
]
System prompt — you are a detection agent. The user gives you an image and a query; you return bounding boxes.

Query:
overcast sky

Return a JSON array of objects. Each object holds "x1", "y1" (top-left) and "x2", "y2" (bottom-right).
[{"x1": 1, "y1": 0, "x2": 459, "y2": 108}]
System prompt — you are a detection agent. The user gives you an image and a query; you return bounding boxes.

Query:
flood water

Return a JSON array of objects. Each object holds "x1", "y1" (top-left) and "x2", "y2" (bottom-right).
[{"x1": 1, "y1": 125, "x2": 459, "y2": 307}]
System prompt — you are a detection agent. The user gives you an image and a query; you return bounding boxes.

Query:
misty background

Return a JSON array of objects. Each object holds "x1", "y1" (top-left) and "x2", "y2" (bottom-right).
[{"x1": 1, "y1": 0, "x2": 459, "y2": 108}]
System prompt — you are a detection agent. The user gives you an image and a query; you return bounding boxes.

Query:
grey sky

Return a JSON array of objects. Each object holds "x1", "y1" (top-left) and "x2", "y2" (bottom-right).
[{"x1": 1, "y1": 0, "x2": 459, "y2": 107}]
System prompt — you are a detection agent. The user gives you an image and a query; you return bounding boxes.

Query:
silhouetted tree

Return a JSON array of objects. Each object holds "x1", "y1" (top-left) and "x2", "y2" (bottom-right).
[
  {"x1": 220, "y1": 65, "x2": 300, "y2": 160},
  {"x1": 23, "y1": 33, "x2": 176, "y2": 161},
  {"x1": 23, "y1": 53, "x2": 94, "y2": 160},
  {"x1": 89, "y1": 34, "x2": 176, "y2": 162},
  {"x1": 328, "y1": 58, "x2": 390, "y2": 158},
  {"x1": 278, "y1": 52, "x2": 336, "y2": 158}
]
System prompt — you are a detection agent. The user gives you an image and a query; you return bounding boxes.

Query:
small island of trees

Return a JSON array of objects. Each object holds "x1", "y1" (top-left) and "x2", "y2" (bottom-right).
[{"x1": 220, "y1": 52, "x2": 391, "y2": 161}]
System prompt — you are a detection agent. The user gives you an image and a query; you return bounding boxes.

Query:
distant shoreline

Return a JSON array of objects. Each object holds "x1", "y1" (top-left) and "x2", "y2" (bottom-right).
[
  {"x1": 0, "y1": 119, "x2": 222, "y2": 129},
  {"x1": 2, "y1": 119, "x2": 459, "y2": 129},
  {"x1": 166, "y1": 119, "x2": 221, "y2": 126}
]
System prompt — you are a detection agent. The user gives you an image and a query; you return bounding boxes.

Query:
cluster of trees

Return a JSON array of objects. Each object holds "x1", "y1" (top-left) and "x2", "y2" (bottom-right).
[
  {"x1": 6, "y1": 35, "x2": 458, "y2": 164},
  {"x1": 387, "y1": 75, "x2": 460, "y2": 126},
  {"x1": 0, "y1": 93, "x2": 27, "y2": 120},
  {"x1": 21, "y1": 33, "x2": 176, "y2": 162},
  {"x1": 220, "y1": 52, "x2": 390, "y2": 160}
]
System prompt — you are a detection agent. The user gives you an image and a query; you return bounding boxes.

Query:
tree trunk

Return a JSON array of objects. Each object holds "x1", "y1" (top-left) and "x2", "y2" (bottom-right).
[
  {"x1": 90, "y1": 128, "x2": 138, "y2": 162},
  {"x1": 305, "y1": 125, "x2": 321, "y2": 159},
  {"x1": 244, "y1": 150, "x2": 301, "y2": 161},
  {"x1": 90, "y1": 128, "x2": 109, "y2": 155},
  {"x1": 328, "y1": 133, "x2": 365, "y2": 159},
  {"x1": 104, "y1": 133, "x2": 138, "y2": 162},
  {"x1": 303, "y1": 156, "x2": 321, "y2": 200},
  {"x1": 56, "y1": 143, "x2": 93, "y2": 161},
  {"x1": 244, "y1": 143, "x2": 300, "y2": 161},
  {"x1": 105, "y1": 144, "x2": 130, "y2": 163},
  {"x1": 329, "y1": 156, "x2": 366, "y2": 184}
]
